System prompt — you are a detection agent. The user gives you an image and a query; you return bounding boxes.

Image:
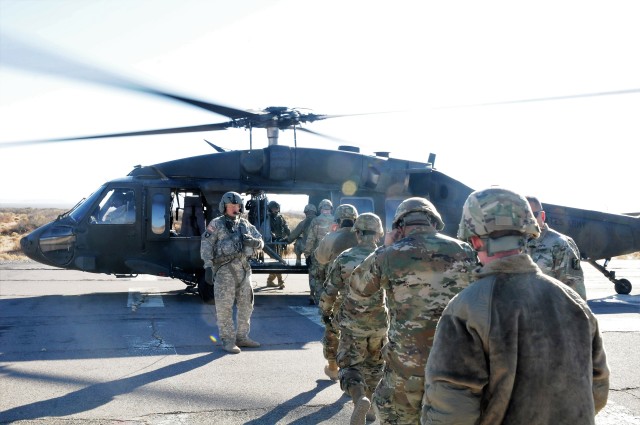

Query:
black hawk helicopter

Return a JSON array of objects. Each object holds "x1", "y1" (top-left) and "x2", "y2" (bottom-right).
[{"x1": 2, "y1": 35, "x2": 639, "y2": 302}]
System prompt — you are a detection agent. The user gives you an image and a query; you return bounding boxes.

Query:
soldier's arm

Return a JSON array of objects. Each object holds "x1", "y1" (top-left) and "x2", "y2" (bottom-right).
[
  {"x1": 200, "y1": 221, "x2": 217, "y2": 268},
  {"x1": 303, "y1": 223, "x2": 317, "y2": 256},
  {"x1": 247, "y1": 222, "x2": 265, "y2": 250}
]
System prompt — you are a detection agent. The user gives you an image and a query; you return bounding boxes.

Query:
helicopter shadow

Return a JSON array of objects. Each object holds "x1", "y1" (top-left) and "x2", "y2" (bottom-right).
[
  {"x1": 0, "y1": 289, "x2": 324, "y2": 363},
  {"x1": 588, "y1": 294, "x2": 640, "y2": 314}
]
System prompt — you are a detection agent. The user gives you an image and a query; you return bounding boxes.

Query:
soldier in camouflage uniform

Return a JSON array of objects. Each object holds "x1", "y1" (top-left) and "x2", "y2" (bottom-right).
[
  {"x1": 350, "y1": 197, "x2": 477, "y2": 425},
  {"x1": 320, "y1": 213, "x2": 388, "y2": 425},
  {"x1": 303, "y1": 199, "x2": 334, "y2": 305},
  {"x1": 314, "y1": 204, "x2": 359, "y2": 381},
  {"x1": 200, "y1": 192, "x2": 264, "y2": 354},
  {"x1": 266, "y1": 200, "x2": 290, "y2": 289},
  {"x1": 526, "y1": 196, "x2": 587, "y2": 300},
  {"x1": 288, "y1": 203, "x2": 317, "y2": 266},
  {"x1": 421, "y1": 187, "x2": 609, "y2": 425}
]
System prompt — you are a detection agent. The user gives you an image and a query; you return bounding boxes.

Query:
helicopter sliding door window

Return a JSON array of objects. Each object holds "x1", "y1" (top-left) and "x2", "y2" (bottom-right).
[
  {"x1": 339, "y1": 197, "x2": 374, "y2": 215},
  {"x1": 93, "y1": 189, "x2": 136, "y2": 224},
  {"x1": 385, "y1": 199, "x2": 404, "y2": 232}
]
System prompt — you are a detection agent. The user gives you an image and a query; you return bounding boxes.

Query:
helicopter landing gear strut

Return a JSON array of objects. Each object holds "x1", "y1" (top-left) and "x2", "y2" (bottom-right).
[{"x1": 587, "y1": 259, "x2": 633, "y2": 295}]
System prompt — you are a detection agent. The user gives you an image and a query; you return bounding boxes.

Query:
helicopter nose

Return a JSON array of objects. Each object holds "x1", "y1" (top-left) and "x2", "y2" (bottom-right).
[{"x1": 20, "y1": 233, "x2": 38, "y2": 260}]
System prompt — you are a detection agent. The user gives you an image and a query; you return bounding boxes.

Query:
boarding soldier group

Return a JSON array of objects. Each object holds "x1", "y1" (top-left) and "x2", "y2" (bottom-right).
[{"x1": 201, "y1": 190, "x2": 609, "y2": 425}]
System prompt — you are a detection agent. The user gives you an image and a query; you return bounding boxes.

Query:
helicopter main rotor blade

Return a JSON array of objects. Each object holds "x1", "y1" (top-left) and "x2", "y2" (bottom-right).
[
  {"x1": 0, "y1": 32, "x2": 260, "y2": 121},
  {"x1": 296, "y1": 127, "x2": 354, "y2": 144},
  {"x1": 0, "y1": 122, "x2": 235, "y2": 148},
  {"x1": 440, "y1": 88, "x2": 640, "y2": 108}
]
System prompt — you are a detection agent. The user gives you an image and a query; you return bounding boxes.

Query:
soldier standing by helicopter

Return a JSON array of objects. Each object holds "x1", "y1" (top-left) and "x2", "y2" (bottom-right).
[
  {"x1": 288, "y1": 203, "x2": 318, "y2": 267},
  {"x1": 200, "y1": 192, "x2": 264, "y2": 354},
  {"x1": 314, "y1": 204, "x2": 359, "y2": 381},
  {"x1": 303, "y1": 199, "x2": 334, "y2": 305},
  {"x1": 526, "y1": 195, "x2": 587, "y2": 300},
  {"x1": 265, "y1": 200, "x2": 290, "y2": 289}
]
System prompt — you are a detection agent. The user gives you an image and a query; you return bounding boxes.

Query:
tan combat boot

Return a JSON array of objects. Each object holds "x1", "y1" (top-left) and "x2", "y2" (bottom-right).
[
  {"x1": 266, "y1": 275, "x2": 278, "y2": 287},
  {"x1": 222, "y1": 340, "x2": 241, "y2": 354},
  {"x1": 278, "y1": 276, "x2": 285, "y2": 289},
  {"x1": 236, "y1": 337, "x2": 261, "y2": 348},
  {"x1": 348, "y1": 385, "x2": 371, "y2": 425},
  {"x1": 324, "y1": 360, "x2": 339, "y2": 381}
]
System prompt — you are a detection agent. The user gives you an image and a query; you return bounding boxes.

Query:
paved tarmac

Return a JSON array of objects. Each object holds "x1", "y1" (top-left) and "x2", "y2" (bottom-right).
[{"x1": 0, "y1": 258, "x2": 638, "y2": 424}]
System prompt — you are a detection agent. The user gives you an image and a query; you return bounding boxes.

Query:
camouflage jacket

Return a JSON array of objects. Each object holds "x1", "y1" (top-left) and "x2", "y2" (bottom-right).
[
  {"x1": 527, "y1": 223, "x2": 585, "y2": 299},
  {"x1": 200, "y1": 215, "x2": 263, "y2": 269},
  {"x1": 422, "y1": 254, "x2": 609, "y2": 425},
  {"x1": 350, "y1": 225, "x2": 477, "y2": 378},
  {"x1": 321, "y1": 242, "x2": 388, "y2": 337},
  {"x1": 303, "y1": 213, "x2": 334, "y2": 257},
  {"x1": 269, "y1": 212, "x2": 290, "y2": 240}
]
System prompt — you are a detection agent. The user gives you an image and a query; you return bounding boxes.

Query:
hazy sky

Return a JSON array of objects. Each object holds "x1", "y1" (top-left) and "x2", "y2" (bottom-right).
[{"x1": 1, "y1": 0, "x2": 639, "y2": 213}]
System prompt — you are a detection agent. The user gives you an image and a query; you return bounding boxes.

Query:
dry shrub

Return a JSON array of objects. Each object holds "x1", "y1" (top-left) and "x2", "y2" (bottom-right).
[{"x1": 0, "y1": 208, "x2": 66, "y2": 261}]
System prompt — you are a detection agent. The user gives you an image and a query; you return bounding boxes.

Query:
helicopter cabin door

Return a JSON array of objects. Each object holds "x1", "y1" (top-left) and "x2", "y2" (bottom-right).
[{"x1": 146, "y1": 187, "x2": 206, "y2": 275}]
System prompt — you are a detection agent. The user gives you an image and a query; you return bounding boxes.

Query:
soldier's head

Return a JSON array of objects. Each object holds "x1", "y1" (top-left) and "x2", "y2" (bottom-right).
[
  {"x1": 458, "y1": 187, "x2": 540, "y2": 259},
  {"x1": 218, "y1": 191, "x2": 244, "y2": 218},
  {"x1": 352, "y1": 212, "x2": 383, "y2": 244},
  {"x1": 525, "y1": 195, "x2": 546, "y2": 228},
  {"x1": 318, "y1": 199, "x2": 333, "y2": 215},
  {"x1": 334, "y1": 204, "x2": 358, "y2": 228},
  {"x1": 392, "y1": 197, "x2": 444, "y2": 237},
  {"x1": 303, "y1": 203, "x2": 317, "y2": 218},
  {"x1": 268, "y1": 200, "x2": 280, "y2": 215}
]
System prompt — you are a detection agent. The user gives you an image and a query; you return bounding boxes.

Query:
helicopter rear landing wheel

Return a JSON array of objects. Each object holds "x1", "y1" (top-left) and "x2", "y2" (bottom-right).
[
  {"x1": 197, "y1": 272, "x2": 215, "y2": 304},
  {"x1": 614, "y1": 278, "x2": 632, "y2": 295}
]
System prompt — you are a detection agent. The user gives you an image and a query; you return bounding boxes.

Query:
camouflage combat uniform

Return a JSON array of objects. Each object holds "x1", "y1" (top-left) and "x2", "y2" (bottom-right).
[
  {"x1": 422, "y1": 187, "x2": 609, "y2": 425},
  {"x1": 266, "y1": 207, "x2": 290, "y2": 285},
  {"x1": 528, "y1": 223, "x2": 586, "y2": 300},
  {"x1": 288, "y1": 204, "x2": 317, "y2": 266},
  {"x1": 323, "y1": 241, "x2": 388, "y2": 404},
  {"x1": 303, "y1": 208, "x2": 334, "y2": 303},
  {"x1": 350, "y1": 224, "x2": 476, "y2": 425},
  {"x1": 315, "y1": 225, "x2": 359, "y2": 364},
  {"x1": 200, "y1": 215, "x2": 263, "y2": 346}
]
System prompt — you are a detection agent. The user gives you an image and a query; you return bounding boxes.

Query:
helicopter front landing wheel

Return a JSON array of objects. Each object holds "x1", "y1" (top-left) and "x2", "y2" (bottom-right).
[{"x1": 614, "y1": 278, "x2": 632, "y2": 295}]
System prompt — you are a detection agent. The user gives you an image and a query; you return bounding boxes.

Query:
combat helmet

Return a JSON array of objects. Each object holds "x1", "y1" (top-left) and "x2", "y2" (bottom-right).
[
  {"x1": 352, "y1": 212, "x2": 383, "y2": 236},
  {"x1": 334, "y1": 204, "x2": 358, "y2": 222},
  {"x1": 457, "y1": 187, "x2": 540, "y2": 254},
  {"x1": 268, "y1": 200, "x2": 280, "y2": 211},
  {"x1": 318, "y1": 199, "x2": 333, "y2": 211},
  {"x1": 303, "y1": 203, "x2": 317, "y2": 215},
  {"x1": 392, "y1": 197, "x2": 445, "y2": 230},
  {"x1": 218, "y1": 191, "x2": 244, "y2": 214}
]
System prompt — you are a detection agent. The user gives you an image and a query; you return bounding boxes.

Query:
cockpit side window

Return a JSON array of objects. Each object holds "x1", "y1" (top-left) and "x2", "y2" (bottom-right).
[{"x1": 92, "y1": 189, "x2": 136, "y2": 224}]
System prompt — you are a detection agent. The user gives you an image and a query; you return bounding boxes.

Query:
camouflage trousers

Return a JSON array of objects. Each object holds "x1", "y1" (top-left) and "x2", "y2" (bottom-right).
[
  {"x1": 373, "y1": 365, "x2": 425, "y2": 425},
  {"x1": 337, "y1": 331, "x2": 386, "y2": 400},
  {"x1": 322, "y1": 317, "x2": 340, "y2": 362},
  {"x1": 307, "y1": 257, "x2": 327, "y2": 303},
  {"x1": 213, "y1": 262, "x2": 255, "y2": 343}
]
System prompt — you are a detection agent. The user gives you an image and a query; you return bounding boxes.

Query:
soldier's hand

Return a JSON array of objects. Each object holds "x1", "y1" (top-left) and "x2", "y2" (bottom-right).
[
  {"x1": 204, "y1": 267, "x2": 214, "y2": 286},
  {"x1": 321, "y1": 314, "x2": 333, "y2": 325},
  {"x1": 243, "y1": 234, "x2": 262, "y2": 248},
  {"x1": 305, "y1": 256, "x2": 312, "y2": 266}
]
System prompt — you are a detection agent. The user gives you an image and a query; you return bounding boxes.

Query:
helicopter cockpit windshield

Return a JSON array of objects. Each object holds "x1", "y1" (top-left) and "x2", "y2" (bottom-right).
[{"x1": 68, "y1": 185, "x2": 106, "y2": 222}]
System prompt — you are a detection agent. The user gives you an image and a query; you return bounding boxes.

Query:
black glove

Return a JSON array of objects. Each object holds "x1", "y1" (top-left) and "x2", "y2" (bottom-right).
[
  {"x1": 243, "y1": 234, "x2": 262, "y2": 248},
  {"x1": 204, "y1": 267, "x2": 214, "y2": 286},
  {"x1": 305, "y1": 256, "x2": 312, "y2": 266},
  {"x1": 321, "y1": 314, "x2": 333, "y2": 325}
]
